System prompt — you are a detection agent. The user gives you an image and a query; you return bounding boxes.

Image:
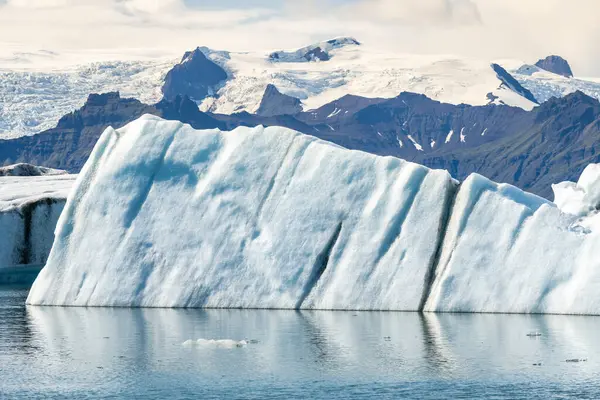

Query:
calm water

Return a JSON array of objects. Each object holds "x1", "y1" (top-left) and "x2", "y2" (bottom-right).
[{"x1": 2, "y1": 288, "x2": 600, "y2": 399}]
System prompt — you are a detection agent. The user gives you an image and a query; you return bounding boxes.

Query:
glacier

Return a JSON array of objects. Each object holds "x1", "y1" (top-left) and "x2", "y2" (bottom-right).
[
  {"x1": 26, "y1": 117, "x2": 600, "y2": 314},
  {"x1": 5, "y1": 40, "x2": 600, "y2": 140}
]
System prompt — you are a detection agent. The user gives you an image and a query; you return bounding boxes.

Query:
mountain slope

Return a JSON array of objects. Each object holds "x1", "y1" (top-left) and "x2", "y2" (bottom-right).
[{"x1": 417, "y1": 91, "x2": 600, "y2": 198}]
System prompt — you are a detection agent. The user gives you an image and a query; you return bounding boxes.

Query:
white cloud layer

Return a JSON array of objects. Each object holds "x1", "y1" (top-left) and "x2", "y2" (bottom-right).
[{"x1": 0, "y1": 0, "x2": 599, "y2": 75}]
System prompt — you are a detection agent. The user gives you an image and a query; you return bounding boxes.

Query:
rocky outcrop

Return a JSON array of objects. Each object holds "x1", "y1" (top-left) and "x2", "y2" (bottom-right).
[
  {"x1": 255, "y1": 84, "x2": 302, "y2": 117},
  {"x1": 491, "y1": 63, "x2": 539, "y2": 104},
  {"x1": 161, "y1": 48, "x2": 228, "y2": 101},
  {"x1": 535, "y1": 55, "x2": 574, "y2": 78}
]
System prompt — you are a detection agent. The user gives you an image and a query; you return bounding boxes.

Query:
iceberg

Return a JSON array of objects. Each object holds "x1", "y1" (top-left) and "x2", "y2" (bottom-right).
[
  {"x1": 28, "y1": 116, "x2": 455, "y2": 309},
  {"x1": 26, "y1": 116, "x2": 600, "y2": 314},
  {"x1": 424, "y1": 174, "x2": 600, "y2": 315},
  {"x1": 1, "y1": 174, "x2": 75, "y2": 269},
  {"x1": 551, "y1": 164, "x2": 600, "y2": 232}
]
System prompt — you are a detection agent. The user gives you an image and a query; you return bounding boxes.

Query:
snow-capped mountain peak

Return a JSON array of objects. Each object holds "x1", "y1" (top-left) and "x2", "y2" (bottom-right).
[
  {"x1": 535, "y1": 55, "x2": 574, "y2": 78},
  {"x1": 268, "y1": 36, "x2": 360, "y2": 63},
  {"x1": 161, "y1": 46, "x2": 228, "y2": 101}
]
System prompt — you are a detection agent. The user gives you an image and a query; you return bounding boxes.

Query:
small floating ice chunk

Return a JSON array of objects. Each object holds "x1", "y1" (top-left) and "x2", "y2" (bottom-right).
[
  {"x1": 445, "y1": 130, "x2": 454, "y2": 143},
  {"x1": 183, "y1": 339, "x2": 248, "y2": 348}
]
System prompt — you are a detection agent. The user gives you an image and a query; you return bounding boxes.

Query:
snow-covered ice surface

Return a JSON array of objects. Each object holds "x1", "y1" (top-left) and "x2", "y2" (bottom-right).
[
  {"x1": 0, "y1": 60, "x2": 173, "y2": 139},
  {"x1": 201, "y1": 47, "x2": 537, "y2": 114},
  {"x1": 25, "y1": 117, "x2": 600, "y2": 314},
  {"x1": 27, "y1": 116, "x2": 455, "y2": 308},
  {"x1": 0, "y1": 174, "x2": 76, "y2": 268},
  {"x1": 0, "y1": 174, "x2": 76, "y2": 212}
]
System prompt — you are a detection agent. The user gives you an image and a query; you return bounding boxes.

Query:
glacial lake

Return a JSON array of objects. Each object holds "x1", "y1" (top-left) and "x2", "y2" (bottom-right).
[{"x1": 2, "y1": 287, "x2": 600, "y2": 399}]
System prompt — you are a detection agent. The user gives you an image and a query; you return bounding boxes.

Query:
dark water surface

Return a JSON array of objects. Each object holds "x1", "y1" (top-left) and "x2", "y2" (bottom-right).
[{"x1": 2, "y1": 287, "x2": 600, "y2": 399}]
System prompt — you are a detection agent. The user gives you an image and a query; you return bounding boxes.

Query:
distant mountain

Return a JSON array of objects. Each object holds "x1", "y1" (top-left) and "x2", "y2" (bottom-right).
[
  {"x1": 0, "y1": 93, "x2": 223, "y2": 172},
  {"x1": 256, "y1": 84, "x2": 303, "y2": 117},
  {"x1": 161, "y1": 47, "x2": 228, "y2": 102},
  {"x1": 4, "y1": 42, "x2": 600, "y2": 139},
  {"x1": 535, "y1": 55, "x2": 574, "y2": 78},
  {"x1": 268, "y1": 37, "x2": 360, "y2": 62},
  {"x1": 0, "y1": 93, "x2": 155, "y2": 171},
  {"x1": 2, "y1": 90, "x2": 599, "y2": 199}
]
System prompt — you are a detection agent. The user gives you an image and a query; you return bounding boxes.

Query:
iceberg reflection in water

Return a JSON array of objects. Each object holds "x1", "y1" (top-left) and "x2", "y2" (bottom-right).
[{"x1": 2, "y1": 289, "x2": 600, "y2": 398}]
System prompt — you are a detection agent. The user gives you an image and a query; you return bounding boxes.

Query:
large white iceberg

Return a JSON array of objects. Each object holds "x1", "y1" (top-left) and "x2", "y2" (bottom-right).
[
  {"x1": 28, "y1": 116, "x2": 454, "y2": 308},
  {"x1": 26, "y1": 116, "x2": 600, "y2": 314}
]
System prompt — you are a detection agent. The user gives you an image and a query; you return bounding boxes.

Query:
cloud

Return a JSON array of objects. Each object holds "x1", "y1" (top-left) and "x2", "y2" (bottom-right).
[
  {"x1": 6, "y1": 0, "x2": 70, "y2": 7},
  {"x1": 0, "y1": 0, "x2": 599, "y2": 76},
  {"x1": 343, "y1": 0, "x2": 482, "y2": 26}
]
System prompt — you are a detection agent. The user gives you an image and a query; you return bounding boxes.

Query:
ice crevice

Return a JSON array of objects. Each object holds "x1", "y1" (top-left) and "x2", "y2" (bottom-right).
[
  {"x1": 25, "y1": 117, "x2": 600, "y2": 315},
  {"x1": 418, "y1": 181, "x2": 459, "y2": 312},
  {"x1": 295, "y1": 221, "x2": 343, "y2": 309}
]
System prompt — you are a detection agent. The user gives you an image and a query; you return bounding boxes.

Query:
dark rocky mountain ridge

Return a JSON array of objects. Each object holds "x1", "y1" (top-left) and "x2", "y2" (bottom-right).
[{"x1": 1, "y1": 89, "x2": 599, "y2": 199}]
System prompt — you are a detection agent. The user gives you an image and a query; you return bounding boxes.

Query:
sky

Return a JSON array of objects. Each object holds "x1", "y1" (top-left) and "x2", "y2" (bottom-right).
[{"x1": 0, "y1": 0, "x2": 599, "y2": 76}]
